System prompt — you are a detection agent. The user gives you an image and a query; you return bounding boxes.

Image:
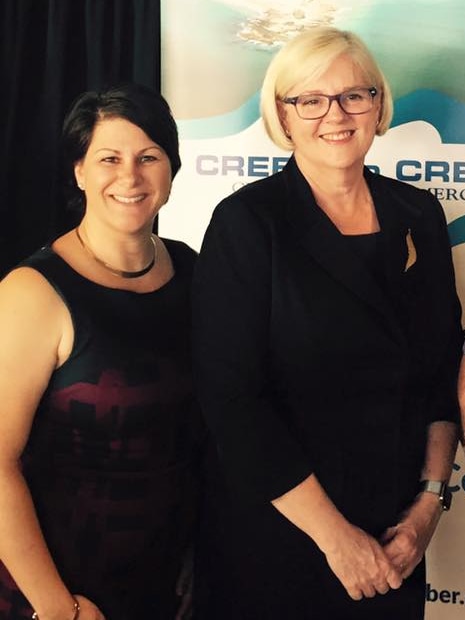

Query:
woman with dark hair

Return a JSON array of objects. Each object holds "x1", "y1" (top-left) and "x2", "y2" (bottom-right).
[
  {"x1": 192, "y1": 27, "x2": 462, "y2": 619},
  {"x1": 0, "y1": 84, "x2": 203, "y2": 619}
]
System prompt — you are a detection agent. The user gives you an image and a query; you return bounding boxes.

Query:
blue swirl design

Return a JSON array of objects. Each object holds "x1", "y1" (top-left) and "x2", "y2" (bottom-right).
[
  {"x1": 448, "y1": 216, "x2": 465, "y2": 248},
  {"x1": 392, "y1": 90, "x2": 465, "y2": 144}
]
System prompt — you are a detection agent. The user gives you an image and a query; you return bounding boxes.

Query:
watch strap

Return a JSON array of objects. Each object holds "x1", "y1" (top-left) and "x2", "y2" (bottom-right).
[
  {"x1": 421, "y1": 480, "x2": 444, "y2": 495},
  {"x1": 419, "y1": 479, "x2": 452, "y2": 511}
]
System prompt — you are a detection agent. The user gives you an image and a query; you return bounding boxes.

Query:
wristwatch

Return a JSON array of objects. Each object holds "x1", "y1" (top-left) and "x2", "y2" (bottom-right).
[{"x1": 419, "y1": 480, "x2": 452, "y2": 511}]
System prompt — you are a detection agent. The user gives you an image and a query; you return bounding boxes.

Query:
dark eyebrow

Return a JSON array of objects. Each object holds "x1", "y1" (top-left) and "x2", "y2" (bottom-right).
[{"x1": 94, "y1": 145, "x2": 163, "y2": 155}]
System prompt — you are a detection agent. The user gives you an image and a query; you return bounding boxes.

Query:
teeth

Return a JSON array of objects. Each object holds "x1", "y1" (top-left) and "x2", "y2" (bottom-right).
[
  {"x1": 322, "y1": 131, "x2": 353, "y2": 141},
  {"x1": 112, "y1": 194, "x2": 145, "y2": 204}
]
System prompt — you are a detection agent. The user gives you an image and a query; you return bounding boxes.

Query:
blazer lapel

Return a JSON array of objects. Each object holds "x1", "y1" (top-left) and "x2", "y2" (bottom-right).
[
  {"x1": 281, "y1": 159, "x2": 406, "y2": 345},
  {"x1": 366, "y1": 170, "x2": 412, "y2": 294}
]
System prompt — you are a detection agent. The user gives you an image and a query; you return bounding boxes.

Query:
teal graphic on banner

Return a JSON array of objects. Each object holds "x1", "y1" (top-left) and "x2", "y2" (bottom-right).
[
  {"x1": 393, "y1": 91, "x2": 465, "y2": 145},
  {"x1": 448, "y1": 216, "x2": 465, "y2": 248},
  {"x1": 163, "y1": 0, "x2": 465, "y2": 144}
]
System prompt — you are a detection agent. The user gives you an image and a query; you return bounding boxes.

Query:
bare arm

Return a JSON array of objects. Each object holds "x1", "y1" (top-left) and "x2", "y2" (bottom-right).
[
  {"x1": 272, "y1": 474, "x2": 402, "y2": 600},
  {"x1": 0, "y1": 268, "x2": 104, "y2": 620},
  {"x1": 382, "y1": 420, "x2": 458, "y2": 578}
]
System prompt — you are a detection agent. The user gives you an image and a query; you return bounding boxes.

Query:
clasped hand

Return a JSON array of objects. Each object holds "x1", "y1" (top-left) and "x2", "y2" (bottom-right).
[
  {"x1": 325, "y1": 495, "x2": 441, "y2": 601},
  {"x1": 324, "y1": 523, "x2": 403, "y2": 601},
  {"x1": 381, "y1": 491, "x2": 442, "y2": 581}
]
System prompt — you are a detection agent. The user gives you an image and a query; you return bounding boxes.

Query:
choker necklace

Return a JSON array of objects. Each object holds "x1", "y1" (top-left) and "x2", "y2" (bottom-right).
[{"x1": 75, "y1": 227, "x2": 157, "y2": 278}]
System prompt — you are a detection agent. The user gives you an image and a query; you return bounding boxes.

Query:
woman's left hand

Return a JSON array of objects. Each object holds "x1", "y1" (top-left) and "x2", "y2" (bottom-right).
[
  {"x1": 380, "y1": 492, "x2": 443, "y2": 578},
  {"x1": 174, "y1": 546, "x2": 193, "y2": 620}
]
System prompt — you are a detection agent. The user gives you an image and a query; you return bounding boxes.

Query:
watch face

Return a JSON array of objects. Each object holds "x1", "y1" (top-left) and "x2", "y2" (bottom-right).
[{"x1": 442, "y1": 486, "x2": 452, "y2": 511}]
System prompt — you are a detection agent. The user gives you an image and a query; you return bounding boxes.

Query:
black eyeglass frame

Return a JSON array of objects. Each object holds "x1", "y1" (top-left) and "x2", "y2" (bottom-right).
[{"x1": 281, "y1": 86, "x2": 378, "y2": 120}]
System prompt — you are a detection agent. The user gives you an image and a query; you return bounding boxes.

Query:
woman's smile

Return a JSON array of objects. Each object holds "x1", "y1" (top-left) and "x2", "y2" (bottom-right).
[
  {"x1": 319, "y1": 129, "x2": 355, "y2": 143},
  {"x1": 111, "y1": 193, "x2": 147, "y2": 204}
]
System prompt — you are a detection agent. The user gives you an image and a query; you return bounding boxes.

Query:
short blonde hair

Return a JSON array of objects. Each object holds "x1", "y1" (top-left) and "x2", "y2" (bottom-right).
[{"x1": 260, "y1": 26, "x2": 393, "y2": 150}]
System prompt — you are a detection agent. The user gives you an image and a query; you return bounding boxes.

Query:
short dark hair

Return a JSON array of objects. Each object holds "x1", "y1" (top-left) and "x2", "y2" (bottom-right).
[{"x1": 62, "y1": 83, "x2": 181, "y2": 212}]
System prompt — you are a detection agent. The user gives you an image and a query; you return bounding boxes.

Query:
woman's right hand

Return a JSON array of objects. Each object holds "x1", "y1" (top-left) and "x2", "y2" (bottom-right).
[
  {"x1": 73, "y1": 595, "x2": 106, "y2": 620},
  {"x1": 323, "y1": 522, "x2": 403, "y2": 600},
  {"x1": 271, "y1": 474, "x2": 403, "y2": 600}
]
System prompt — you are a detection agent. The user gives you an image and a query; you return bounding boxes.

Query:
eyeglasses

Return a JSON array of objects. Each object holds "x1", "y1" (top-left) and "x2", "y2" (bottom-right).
[{"x1": 281, "y1": 87, "x2": 378, "y2": 120}]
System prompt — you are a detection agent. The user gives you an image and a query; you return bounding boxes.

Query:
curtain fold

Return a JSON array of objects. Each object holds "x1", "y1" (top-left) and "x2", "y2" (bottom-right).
[
  {"x1": 0, "y1": 0, "x2": 161, "y2": 276},
  {"x1": 133, "y1": 0, "x2": 161, "y2": 86}
]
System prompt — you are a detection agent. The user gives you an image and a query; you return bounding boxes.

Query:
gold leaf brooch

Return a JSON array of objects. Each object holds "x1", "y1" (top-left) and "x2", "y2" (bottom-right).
[{"x1": 404, "y1": 228, "x2": 417, "y2": 272}]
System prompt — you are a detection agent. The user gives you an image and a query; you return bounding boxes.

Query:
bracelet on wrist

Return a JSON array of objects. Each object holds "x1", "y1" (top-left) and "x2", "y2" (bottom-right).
[{"x1": 31, "y1": 597, "x2": 80, "y2": 620}]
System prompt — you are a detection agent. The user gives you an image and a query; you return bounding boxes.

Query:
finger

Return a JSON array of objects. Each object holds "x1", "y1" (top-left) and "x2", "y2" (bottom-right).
[
  {"x1": 175, "y1": 590, "x2": 193, "y2": 620},
  {"x1": 384, "y1": 548, "x2": 407, "y2": 567},
  {"x1": 387, "y1": 567, "x2": 403, "y2": 590},
  {"x1": 348, "y1": 581, "x2": 377, "y2": 599},
  {"x1": 374, "y1": 580, "x2": 390, "y2": 595},
  {"x1": 361, "y1": 584, "x2": 377, "y2": 599},
  {"x1": 399, "y1": 560, "x2": 416, "y2": 580},
  {"x1": 176, "y1": 579, "x2": 186, "y2": 596},
  {"x1": 380, "y1": 526, "x2": 397, "y2": 543},
  {"x1": 348, "y1": 588, "x2": 363, "y2": 601},
  {"x1": 176, "y1": 571, "x2": 189, "y2": 596}
]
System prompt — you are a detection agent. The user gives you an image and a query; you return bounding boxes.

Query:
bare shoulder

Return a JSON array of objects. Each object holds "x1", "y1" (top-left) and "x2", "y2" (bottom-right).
[
  {"x1": 0, "y1": 267, "x2": 74, "y2": 458},
  {"x1": 0, "y1": 266, "x2": 73, "y2": 367},
  {"x1": 0, "y1": 265, "x2": 64, "y2": 315}
]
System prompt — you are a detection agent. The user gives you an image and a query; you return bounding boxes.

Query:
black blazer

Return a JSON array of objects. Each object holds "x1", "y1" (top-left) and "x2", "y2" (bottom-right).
[{"x1": 192, "y1": 156, "x2": 462, "y2": 534}]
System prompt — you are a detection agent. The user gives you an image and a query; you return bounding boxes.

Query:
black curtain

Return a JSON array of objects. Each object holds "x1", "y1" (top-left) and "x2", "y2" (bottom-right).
[{"x1": 0, "y1": 0, "x2": 161, "y2": 276}]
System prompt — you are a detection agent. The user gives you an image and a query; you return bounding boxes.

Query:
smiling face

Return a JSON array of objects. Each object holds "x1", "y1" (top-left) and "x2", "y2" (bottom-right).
[
  {"x1": 74, "y1": 116, "x2": 172, "y2": 234},
  {"x1": 278, "y1": 53, "x2": 381, "y2": 177}
]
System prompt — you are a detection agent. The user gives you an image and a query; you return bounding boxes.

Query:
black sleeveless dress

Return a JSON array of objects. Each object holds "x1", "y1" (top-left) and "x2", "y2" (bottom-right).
[{"x1": 0, "y1": 239, "x2": 205, "y2": 620}]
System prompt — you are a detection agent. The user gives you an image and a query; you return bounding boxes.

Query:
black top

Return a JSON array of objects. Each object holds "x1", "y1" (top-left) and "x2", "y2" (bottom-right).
[
  {"x1": 192, "y1": 157, "x2": 462, "y2": 619},
  {"x1": 343, "y1": 230, "x2": 379, "y2": 263},
  {"x1": 0, "y1": 239, "x2": 205, "y2": 620}
]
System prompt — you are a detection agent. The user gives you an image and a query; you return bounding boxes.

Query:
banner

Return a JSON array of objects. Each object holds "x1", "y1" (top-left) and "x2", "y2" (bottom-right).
[{"x1": 161, "y1": 2, "x2": 465, "y2": 617}]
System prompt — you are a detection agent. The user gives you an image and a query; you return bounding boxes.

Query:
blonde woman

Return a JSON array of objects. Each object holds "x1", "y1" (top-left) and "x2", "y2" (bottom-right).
[{"x1": 192, "y1": 27, "x2": 462, "y2": 619}]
